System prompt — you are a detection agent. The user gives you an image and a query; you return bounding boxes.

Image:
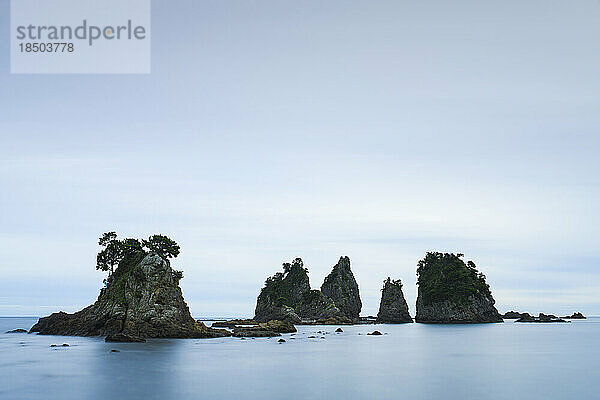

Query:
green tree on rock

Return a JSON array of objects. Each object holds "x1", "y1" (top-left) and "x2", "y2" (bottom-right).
[
  {"x1": 96, "y1": 232, "x2": 122, "y2": 274},
  {"x1": 142, "y1": 234, "x2": 180, "y2": 260},
  {"x1": 96, "y1": 232, "x2": 145, "y2": 275}
]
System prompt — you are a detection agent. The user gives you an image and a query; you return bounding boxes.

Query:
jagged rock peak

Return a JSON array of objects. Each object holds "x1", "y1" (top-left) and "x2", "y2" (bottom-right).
[
  {"x1": 320, "y1": 256, "x2": 362, "y2": 321},
  {"x1": 376, "y1": 277, "x2": 413, "y2": 323},
  {"x1": 30, "y1": 251, "x2": 229, "y2": 339},
  {"x1": 415, "y1": 252, "x2": 502, "y2": 323}
]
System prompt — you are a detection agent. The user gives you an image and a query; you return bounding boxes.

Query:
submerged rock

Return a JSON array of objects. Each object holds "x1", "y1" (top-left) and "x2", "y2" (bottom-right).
[
  {"x1": 358, "y1": 316, "x2": 377, "y2": 324},
  {"x1": 415, "y1": 252, "x2": 503, "y2": 323},
  {"x1": 30, "y1": 252, "x2": 231, "y2": 339},
  {"x1": 211, "y1": 319, "x2": 258, "y2": 328},
  {"x1": 233, "y1": 319, "x2": 297, "y2": 335},
  {"x1": 320, "y1": 256, "x2": 362, "y2": 322},
  {"x1": 376, "y1": 278, "x2": 413, "y2": 323},
  {"x1": 5, "y1": 329, "x2": 27, "y2": 333},
  {"x1": 298, "y1": 316, "x2": 354, "y2": 325},
  {"x1": 233, "y1": 330, "x2": 281, "y2": 337}
]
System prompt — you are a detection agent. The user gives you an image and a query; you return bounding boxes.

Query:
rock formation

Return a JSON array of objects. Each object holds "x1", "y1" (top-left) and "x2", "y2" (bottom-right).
[
  {"x1": 253, "y1": 258, "x2": 309, "y2": 323},
  {"x1": 503, "y1": 311, "x2": 529, "y2": 319},
  {"x1": 254, "y1": 257, "x2": 360, "y2": 323},
  {"x1": 376, "y1": 278, "x2": 413, "y2": 323},
  {"x1": 320, "y1": 256, "x2": 362, "y2": 321},
  {"x1": 561, "y1": 312, "x2": 586, "y2": 319},
  {"x1": 415, "y1": 252, "x2": 503, "y2": 323},
  {"x1": 30, "y1": 251, "x2": 230, "y2": 340},
  {"x1": 295, "y1": 290, "x2": 344, "y2": 320},
  {"x1": 232, "y1": 320, "x2": 296, "y2": 337},
  {"x1": 515, "y1": 313, "x2": 568, "y2": 323}
]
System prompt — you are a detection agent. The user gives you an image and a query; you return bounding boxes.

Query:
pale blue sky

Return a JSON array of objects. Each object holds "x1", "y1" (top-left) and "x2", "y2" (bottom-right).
[{"x1": 1, "y1": 0, "x2": 599, "y2": 317}]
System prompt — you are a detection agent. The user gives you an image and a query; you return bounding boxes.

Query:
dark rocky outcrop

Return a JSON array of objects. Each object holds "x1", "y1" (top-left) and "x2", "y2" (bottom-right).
[
  {"x1": 376, "y1": 278, "x2": 413, "y2": 323},
  {"x1": 415, "y1": 252, "x2": 503, "y2": 323},
  {"x1": 359, "y1": 316, "x2": 377, "y2": 324},
  {"x1": 516, "y1": 313, "x2": 568, "y2": 323},
  {"x1": 233, "y1": 330, "x2": 280, "y2": 337},
  {"x1": 211, "y1": 319, "x2": 258, "y2": 328},
  {"x1": 562, "y1": 312, "x2": 586, "y2": 319},
  {"x1": 254, "y1": 257, "x2": 357, "y2": 324},
  {"x1": 295, "y1": 290, "x2": 343, "y2": 321},
  {"x1": 298, "y1": 316, "x2": 354, "y2": 325},
  {"x1": 367, "y1": 330, "x2": 382, "y2": 336},
  {"x1": 30, "y1": 252, "x2": 230, "y2": 339},
  {"x1": 233, "y1": 320, "x2": 296, "y2": 336},
  {"x1": 503, "y1": 311, "x2": 529, "y2": 319},
  {"x1": 5, "y1": 329, "x2": 27, "y2": 333},
  {"x1": 320, "y1": 256, "x2": 362, "y2": 322}
]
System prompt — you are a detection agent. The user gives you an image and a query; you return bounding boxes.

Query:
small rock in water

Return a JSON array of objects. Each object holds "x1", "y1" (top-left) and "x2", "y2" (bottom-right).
[
  {"x1": 6, "y1": 329, "x2": 27, "y2": 333},
  {"x1": 110, "y1": 349, "x2": 120, "y2": 353},
  {"x1": 320, "y1": 337, "x2": 325, "y2": 339},
  {"x1": 335, "y1": 328, "x2": 343, "y2": 333},
  {"x1": 367, "y1": 331, "x2": 383, "y2": 336},
  {"x1": 50, "y1": 344, "x2": 57, "y2": 347},
  {"x1": 62, "y1": 343, "x2": 70, "y2": 347},
  {"x1": 278, "y1": 339, "x2": 286, "y2": 343},
  {"x1": 308, "y1": 336, "x2": 317, "y2": 338}
]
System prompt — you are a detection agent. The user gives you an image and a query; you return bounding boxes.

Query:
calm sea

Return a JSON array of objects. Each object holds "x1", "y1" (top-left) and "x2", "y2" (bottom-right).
[{"x1": 1, "y1": 316, "x2": 598, "y2": 400}]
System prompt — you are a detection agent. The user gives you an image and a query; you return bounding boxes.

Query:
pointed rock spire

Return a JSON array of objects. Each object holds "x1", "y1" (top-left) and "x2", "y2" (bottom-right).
[
  {"x1": 320, "y1": 256, "x2": 362, "y2": 321},
  {"x1": 376, "y1": 277, "x2": 413, "y2": 323}
]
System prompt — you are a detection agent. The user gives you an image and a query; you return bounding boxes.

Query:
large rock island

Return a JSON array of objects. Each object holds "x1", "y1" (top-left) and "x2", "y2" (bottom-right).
[
  {"x1": 254, "y1": 257, "x2": 362, "y2": 324},
  {"x1": 415, "y1": 252, "x2": 502, "y2": 323},
  {"x1": 30, "y1": 233, "x2": 230, "y2": 341},
  {"x1": 376, "y1": 277, "x2": 413, "y2": 323}
]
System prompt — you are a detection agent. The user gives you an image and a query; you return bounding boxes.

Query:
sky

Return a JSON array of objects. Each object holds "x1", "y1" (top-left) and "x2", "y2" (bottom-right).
[{"x1": 1, "y1": 0, "x2": 599, "y2": 317}]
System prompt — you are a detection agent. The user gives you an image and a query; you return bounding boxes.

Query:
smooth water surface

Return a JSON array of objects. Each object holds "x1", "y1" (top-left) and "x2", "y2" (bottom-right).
[{"x1": 1, "y1": 317, "x2": 598, "y2": 400}]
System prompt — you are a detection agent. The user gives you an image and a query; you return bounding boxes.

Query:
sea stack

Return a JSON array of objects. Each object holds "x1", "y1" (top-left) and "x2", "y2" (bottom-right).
[
  {"x1": 376, "y1": 278, "x2": 413, "y2": 323},
  {"x1": 320, "y1": 256, "x2": 362, "y2": 322},
  {"x1": 253, "y1": 258, "x2": 309, "y2": 323},
  {"x1": 415, "y1": 252, "x2": 502, "y2": 323},
  {"x1": 254, "y1": 257, "x2": 355, "y2": 324},
  {"x1": 30, "y1": 252, "x2": 230, "y2": 339}
]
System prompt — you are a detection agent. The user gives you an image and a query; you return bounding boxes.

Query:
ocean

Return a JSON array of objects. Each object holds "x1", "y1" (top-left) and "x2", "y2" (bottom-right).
[{"x1": 1, "y1": 316, "x2": 598, "y2": 400}]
